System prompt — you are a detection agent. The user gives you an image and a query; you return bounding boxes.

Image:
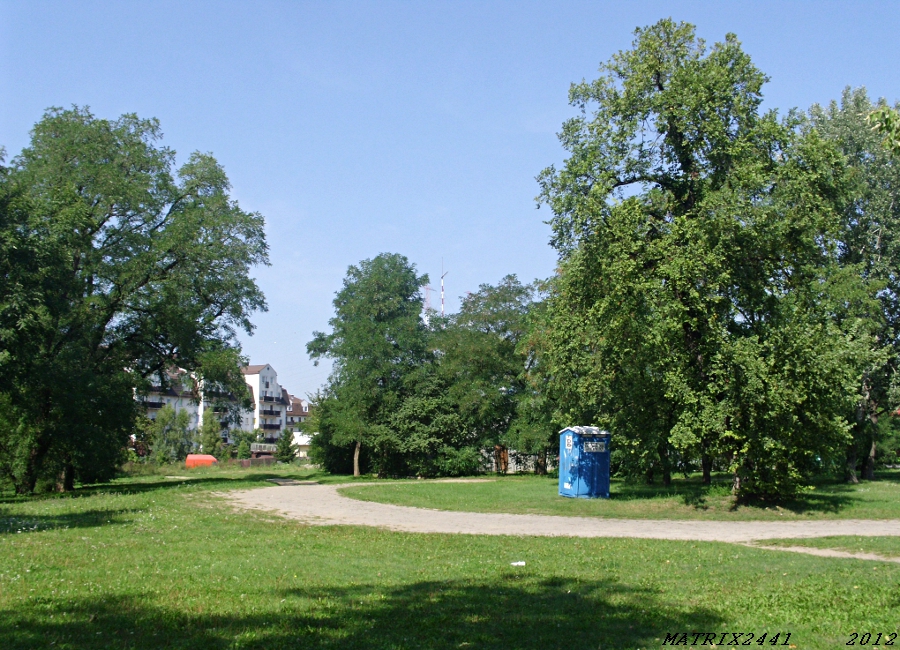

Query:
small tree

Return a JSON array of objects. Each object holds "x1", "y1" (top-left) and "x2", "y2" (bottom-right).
[
  {"x1": 197, "y1": 416, "x2": 224, "y2": 459},
  {"x1": 274, "y1": 431, "x2": 297, "y2": 463},
  {"x1": 147, "y1": 406, "x2": 192, "y2": 465},
  {"x1": 236, "y1": 439, "x2": 252, "y2": 460}
]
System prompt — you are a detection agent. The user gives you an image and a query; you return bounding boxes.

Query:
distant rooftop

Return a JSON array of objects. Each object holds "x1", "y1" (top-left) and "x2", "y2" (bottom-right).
[{"x1": 241, "y1": 364, "x2": 267, "y2": 375}]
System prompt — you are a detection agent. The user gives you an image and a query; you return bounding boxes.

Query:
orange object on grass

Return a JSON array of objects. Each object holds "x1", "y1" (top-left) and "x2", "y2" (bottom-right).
[{"x1": 185, "y1": 454, "x2": 218, "y2": 468}]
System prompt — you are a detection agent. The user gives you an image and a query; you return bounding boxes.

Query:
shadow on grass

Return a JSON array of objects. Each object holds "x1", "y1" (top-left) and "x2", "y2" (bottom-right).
[
  {"x1": 0, "y1": 469, "x2": 339, "y2": 505},
  {"x1": 0, "y1": 576, "x2": 722, "y2": 650},
  {"x1": 0, "y1": 507, "x2": 136, "y2": 535},
  {"x1": 607, "y1": 472, "x2": 899, "y2": 515}
]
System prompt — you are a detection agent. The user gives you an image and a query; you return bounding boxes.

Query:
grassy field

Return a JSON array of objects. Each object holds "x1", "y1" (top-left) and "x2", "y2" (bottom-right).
[
  {"x1": 338, "y1": 471, "x2": 900, "y2": 521},
  {"x1": 756, "y1": 536, "x2": 900, "y2": 558},
  {"x1": 1, "y1": 465, "x2": 899, "y2": 649}
]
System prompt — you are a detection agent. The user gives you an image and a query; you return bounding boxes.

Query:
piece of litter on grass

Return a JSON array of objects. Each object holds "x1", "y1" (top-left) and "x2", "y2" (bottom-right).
[{"x1": 510, "y1": 561, "x2": 526, "y2": 566}]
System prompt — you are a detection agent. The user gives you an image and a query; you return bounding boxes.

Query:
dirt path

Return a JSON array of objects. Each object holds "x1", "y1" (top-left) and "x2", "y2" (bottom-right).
[
  {"x1": 741, "y1": 544, "x2": 900, "y2": 563},
  {"x1": 226, "y1": 482, "x2": 900, "y2": 553}
]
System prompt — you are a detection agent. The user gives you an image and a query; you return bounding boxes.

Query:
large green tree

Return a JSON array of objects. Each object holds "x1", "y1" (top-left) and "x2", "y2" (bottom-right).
[
  {"x1": 0, "y1": 107, "x2": 268, "y2": 493},
  {"x1": 308, "y1": 253, "x2": 428, "y2": 476},
  {"x1": 537, "y1": 20, "x2": 874, "y2": 498},
  {"x1": 810, "y1": 89, "x2": 900, "y2": 480},
  {"x1": 437, "y1": 277, "x2": 534, "y2": 444}
]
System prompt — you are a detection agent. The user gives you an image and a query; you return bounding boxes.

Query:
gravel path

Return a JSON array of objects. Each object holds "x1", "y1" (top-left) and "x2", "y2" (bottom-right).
[
  {"x1": 226, "y1": 482, "x2": 900, "y2": 545},
  {"x1": 741, "y1": 544, "x2": 900, "y2": 563}
]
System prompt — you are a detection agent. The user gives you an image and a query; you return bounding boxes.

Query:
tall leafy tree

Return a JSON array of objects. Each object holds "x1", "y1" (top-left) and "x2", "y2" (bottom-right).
[
  {"x1": 0, "y1": 107, "x2": 268, "y2": 492},
  {"x1": 537, "y1": 20, "x2": 872, "y2": 498},
  {"x1": 308, "y1": 253, "x2": 428, "y2": 476},
  {"x1": 436, "y1": 276, "x2": 535, "y2": 454},
  {"x1": 810, "y1": 89, "x2": 900, "y2": 480}
]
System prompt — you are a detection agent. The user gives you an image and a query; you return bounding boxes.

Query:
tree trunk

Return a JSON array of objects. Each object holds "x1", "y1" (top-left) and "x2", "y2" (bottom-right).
[
  {"x1": 701, "y1": 453, "x2": 712, "y2": 485},
  {"x1": 658, "y1": 441, "x2": 671, "y2": 487},
  {"x1": 731, "y1": 470, "x2": 741, "y2": 496},
  {"x1": 845, "y1": 445, "x2": 859, "y2": 484},
  {"x1": 731, "y1": 452, "x2": 742, "y2": 495},
  {"x1": 17, "y1": 441, "x2": 48, "y2": 495},
  {"x1": 535, "y1": 449, "x2": 547, "y2": 475},
  {"x1": 494, "y1": 446, "x2": 508, "y2": 474},
  {"x1": 862, "y1": 438, "x2": 877, "y2": 481},
  {"x1": 57, "y1": 461, "x2": 74, "y2": 492},
  {"x1": 353, "y1": 440, "x2": 361, "y2": 477}
]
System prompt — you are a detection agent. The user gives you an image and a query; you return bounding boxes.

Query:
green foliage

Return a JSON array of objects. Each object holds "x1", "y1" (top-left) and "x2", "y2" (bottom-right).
[
  {"x1": 868, "y1": 105, "x2": 900, "y2": 156},
  {"x1": 226, "y1": 429, "x2": 258, "y2": 460},
  {"x1": 274, "y1": 431, "x2": 297, "y2": 463},
  {"x1": 0, "y1": 107, "x2": 267, "y2": 492},
  {"x1": 197, "y1": 416, "x2": 225, "y2": 459},
  {"x1": 536, "y1": 20, "x2": 880, "y2": 499},
  {"x1": 308, "y1": 267, "x2": 547, "y2": 477},
  {"x1": 387, "y1": 370, "x2": 481, "y2": 477},
  {"x1": 437, "y1": 276, "x2": 537, "y2": 450},
  {"x1": 306, "y1": 395, "x2": 367, "y2": 474},
  {"x1": 235, "y1": 439, "x2": 252, "y2": 460},
  {"x1": 308, "y1": 253, "x2": 429, "y2": 475},
  {"x1": 146, "y1": 406, "x2": 193, "y2": 465},
  {"x1": 809, "y1": 89, "x2": 900, "y2": 480}
]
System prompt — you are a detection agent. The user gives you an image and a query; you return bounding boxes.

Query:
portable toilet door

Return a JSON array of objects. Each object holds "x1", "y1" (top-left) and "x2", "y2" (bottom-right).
[{"x1": 558, "y1": 427, "x2": 611, "y2": 499}]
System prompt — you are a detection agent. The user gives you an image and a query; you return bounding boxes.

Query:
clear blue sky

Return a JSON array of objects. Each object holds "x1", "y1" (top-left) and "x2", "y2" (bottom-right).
[{"x1": 2, "y1": 1, "x2": 899, "y2": 395}]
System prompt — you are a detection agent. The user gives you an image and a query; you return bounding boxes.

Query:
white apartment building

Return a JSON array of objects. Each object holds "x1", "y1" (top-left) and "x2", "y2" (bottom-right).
[
  {"x1": 138, "y1": 368, "x2": 200, "y2": 428},
  {"x1": 286, "y1": 394, "x2": 310, "y2": 430},
  {"x1": 240, "y1": 364, "x2": 288, "y2": 442},
  {"x1": 138, "y1": 363, "x2": 304, "y2": 443}
]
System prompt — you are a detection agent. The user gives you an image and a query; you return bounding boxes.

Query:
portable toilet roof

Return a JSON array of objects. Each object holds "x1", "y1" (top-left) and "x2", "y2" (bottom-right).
[{"x1": 560, "y1": 426, "x2": 605, "y2": 436}]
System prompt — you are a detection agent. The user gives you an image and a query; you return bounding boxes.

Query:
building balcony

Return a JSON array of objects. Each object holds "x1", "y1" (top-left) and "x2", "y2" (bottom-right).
[
  {"x1": 143, "y1": 401, "x2": 165, "y2": 409},
  {"x1": 260, "y1": 408, "x2": 280, "y2": 416},
  {"x1": 261, "y1": 423, "x2": 281, "y2": 431}
]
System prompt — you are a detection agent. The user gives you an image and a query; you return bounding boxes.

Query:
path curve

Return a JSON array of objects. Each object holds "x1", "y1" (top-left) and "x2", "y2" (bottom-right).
[{"x1": 225, "y1": 482, "x2": 900, "y2": 544}]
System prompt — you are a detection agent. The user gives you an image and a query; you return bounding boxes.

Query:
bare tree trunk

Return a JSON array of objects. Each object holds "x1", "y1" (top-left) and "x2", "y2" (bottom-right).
[
  {"x1": 862, "y1": 438, "x2": 877, "y2": 481},
  {"x1": 658, "y1": 441, "x2": 671, "y2": 487},
  {"x1": 701, "y1": 453, "x2": 712, "y2": 485},
  {"x1": 731, "y1": 451, "x2": 742, "y2": 495},
  {"x1": 845, "y1": 446, "x2": 859, "y2": 484},
  {"x1": 56, "y1": 461, "x2": 74, "y2": 492},
  {"x1": 535, "y1": 449, "x2": 547, "y2": 475},
  {"x1": 731, "y1": 471, "x2": 741, "y2": 495},
  {"x1": 353, "y1": 440, "x2": 361, "y2": 477}
]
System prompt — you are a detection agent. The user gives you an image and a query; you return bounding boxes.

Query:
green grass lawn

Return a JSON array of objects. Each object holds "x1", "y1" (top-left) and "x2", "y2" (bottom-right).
[
  {"x1": 1, "y1": 465, "x2": 899, "y2": 649},
  {"x1": 339, "y1": 471, "x2": 900, "y2": 521},
  {"x1": 756, "y1": 536, "x2": 900, "y2": 558}
]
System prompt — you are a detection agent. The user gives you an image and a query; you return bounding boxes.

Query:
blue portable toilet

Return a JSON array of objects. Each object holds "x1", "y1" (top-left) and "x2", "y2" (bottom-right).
[{"x1": 558, "y1": 427, "x2": 611, "y2": 498}]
